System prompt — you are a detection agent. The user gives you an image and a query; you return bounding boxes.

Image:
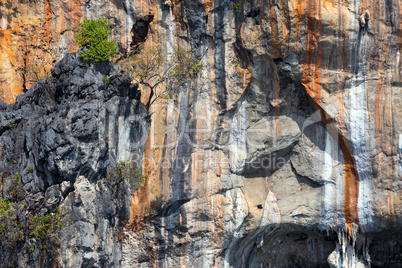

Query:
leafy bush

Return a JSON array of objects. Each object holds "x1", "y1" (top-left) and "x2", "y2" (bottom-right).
[
  {"x1": 28, "y1": 207, "x2": 68, "y2": 250},
  {"x1": 0, "y1": 198, "x2": 67, "y2": 251},
  {"x1": 0, "y1": 167, "x2": 69, "y2": 263},
  {"x1": 106, "y1": 156, "x2": 151, "y2": 195},
  {"x1": 103, "y1": 75, "x2": 110, "y2": 85},
  {"x1": 234, "y1": 2, "x2": 242, "y2": 12},
  {"x1": 6, "y1": 120, "x2": 16, "y2": 128},
  {"x1": 75, "y1": 18, "x2": 118, "y2": 63},
  {"x1": 27, "y1": 166, "x2": 34, "y2": 174},
  {"x1": 5, "y1": 172, "x2": 25, "y2": 201},
  {"x1": 0, "y1": 198, "x2": 24, "y2": 240}
]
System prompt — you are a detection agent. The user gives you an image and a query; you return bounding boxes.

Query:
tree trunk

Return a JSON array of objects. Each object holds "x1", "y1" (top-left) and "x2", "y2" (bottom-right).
[{"x1": 145, "y1": 87, "x2": 154, "y2": 110}]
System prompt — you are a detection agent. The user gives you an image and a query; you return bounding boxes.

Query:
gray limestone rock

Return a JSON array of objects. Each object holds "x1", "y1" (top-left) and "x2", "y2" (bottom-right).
[{"x1": 0, "y1": 52, "x2": 150, "y2": 267}]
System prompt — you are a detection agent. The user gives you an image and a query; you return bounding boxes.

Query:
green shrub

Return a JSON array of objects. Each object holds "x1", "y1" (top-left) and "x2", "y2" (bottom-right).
[
  {"x1": 4, "y1": 172, "x2": 25, "y2": 202},
  {"x1": 107, "y1": 156, "x2": 149, "y2": 194},
  {"x1": 28, "y1": 207, "x2": 68, "y2": 250},
  {"x1": 27, "y1": 166, "x2": 34, "y2": 174},
  {"x1": 75, "y1": 18, "x2": 118, "y2": 63},
  {"x1": 0, "y1": 164, "x2": 69, "y2": 259},
  {"x1": 234, "y1": 2, "x2": 242, "y2": 12},
  {"x1": 103, "y1": 75, "x2": 110, "y2": 85},
  {"x1": 6, "y1": 120, "x2": 16, "y2": 128},
  {"x1": 233, "y1": 54, "x2": 239, "y2": 67}
]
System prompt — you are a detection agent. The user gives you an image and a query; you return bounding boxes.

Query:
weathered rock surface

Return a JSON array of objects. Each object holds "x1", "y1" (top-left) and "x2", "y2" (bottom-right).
[
  {"x1": 0, "y1": 0, "x2": 401, "y2": 268},
  {"x1": 0, "y1": 52, "x2": 149, "y2": 267}
]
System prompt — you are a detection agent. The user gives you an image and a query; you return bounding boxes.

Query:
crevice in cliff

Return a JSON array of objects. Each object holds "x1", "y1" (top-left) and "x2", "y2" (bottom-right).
[{"x1": 130, "y1": 14, "x2": 154, "y2": 51}]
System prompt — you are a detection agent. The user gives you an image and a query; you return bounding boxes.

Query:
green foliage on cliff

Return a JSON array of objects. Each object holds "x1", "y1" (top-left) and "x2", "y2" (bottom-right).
[
  {"x1": 75, "y1": 18, "x2": 118, "y2": 63},
  {"x1": 106, "y1": 156, "x2": 151, "y2": 195},
  {"x1": 28, "y1": 207, "x2": 67, "y2": 250},
  {"x1": 6, "y1": 120, "x2": 16, "y2": 128},
  {"x1": 0, "y1": 169, "x2": 69, "y2": 260},
  {"x1": 234, "y1": 2, "x2": 242, "y2": 12}
]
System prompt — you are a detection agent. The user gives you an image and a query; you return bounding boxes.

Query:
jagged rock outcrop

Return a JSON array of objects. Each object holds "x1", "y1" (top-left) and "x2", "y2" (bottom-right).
[
  {"x1": 0, "y1": 52, "x2": 149, "y2": 267},
  {"x1": 0, "y1": 0, "x2": 401, "y2": 267}
]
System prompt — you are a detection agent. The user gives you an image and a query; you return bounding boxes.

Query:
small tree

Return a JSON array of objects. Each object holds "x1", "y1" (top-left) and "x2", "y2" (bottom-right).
[
  {"x1": 120, "y1": 45, "x2": 204, "y2": 109},
  {"x1": 75, "y1": 18, "x2": 118, "y2": 63}
]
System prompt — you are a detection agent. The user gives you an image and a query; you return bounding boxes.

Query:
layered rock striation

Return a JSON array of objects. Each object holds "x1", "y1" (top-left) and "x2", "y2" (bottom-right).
[{"x1": 0, "y1": 0, "x2": 401, "y2": 267}]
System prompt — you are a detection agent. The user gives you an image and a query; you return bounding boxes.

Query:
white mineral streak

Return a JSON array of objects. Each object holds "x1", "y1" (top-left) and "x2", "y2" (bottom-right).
[
  {"x1": 223, "y1": 188, "x2": 249, "y2": 268},
  {"x1": 1, "y1": 9, "x2": 6, "y2": 29},
  {"x1": 348, "y1": 0, "x2": 373, "y2": 233},
  {"x1": 319, "y1": 120, "x2": 347, "y2": 230},
  {"x1": 328, "y1": 225, "x2": 368, "y2": 268},
  {"x1": 166, "y1": 3, "x2": 174, "y2": 56},
  {"x1": 321, "y1": 130, "x2": 337, "y2": 228},
  {"x1": 229, "y1": 101, "x2": 247, "y2": 174},
  {"x1": 260, "y1": 191, "x2": 281, "y2": 227},
  {"x1": 124, "y1": 0, "x2": 135, "y2": 53}
]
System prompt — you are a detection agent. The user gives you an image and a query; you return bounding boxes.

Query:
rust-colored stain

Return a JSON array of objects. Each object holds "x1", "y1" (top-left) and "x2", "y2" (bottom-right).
[
  {"x1": 301, "y1": 0, "x2": 360, "y2": 234},
  {"x1": 272, "y1": 58, "x2": 281, "y2": 137},
  {"x1": 333, "y1": 0, "x2": 358, "y2": 232},
  {"x1": 375, "y1": 24, "x2": 386, "y2": 219},
  {"x1": 173, "y1": 0, "x2": 185, "y2": 49},
  {"x1": 279, "y1": 0, "x2": 290, "y2": 58},
  {"x1": 44, "y1": 0, "x2": 52, "y2": 49},
  {"x1": 268, "y1": 0, "x2": 280, "y2": 59},
  {"x1": 0, "y1": 28, "x2": 18, "y2": 102},
  {"x1": 68, "y1": 0, "x2": 84, "y2": 52},
  {"x1": 301, "y1": 0, "x2": 323, "y2": 105},
  {"x1": 238, "y1": 22, "x2": 253, "y2": 100},
  {"x1": 294, "y1": 0, "x2": 303, "y2": 52},
  {"x1": 374, "y1": 1, "x2": 397, "y2": 228},
  {"x1": 130, "y1": 133, "x2": 152, "y2": 220},
  {"x1": 201, "y1": 0, "x2": 214, "y2": 14},
  {"x1": 385, "y1": 70, "x2": 397, "y2": 228}
]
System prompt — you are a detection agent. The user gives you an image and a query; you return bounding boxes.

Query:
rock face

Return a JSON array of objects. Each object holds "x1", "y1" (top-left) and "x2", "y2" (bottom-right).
[
  {"x1": 0, "y1": 52, "x2": 149, "y2": 267},
  {"x1": 0, "y1": 0, "x2": 401, "y2": 268}
]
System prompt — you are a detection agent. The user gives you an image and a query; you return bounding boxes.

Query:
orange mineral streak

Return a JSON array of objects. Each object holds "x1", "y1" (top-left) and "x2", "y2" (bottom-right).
[
  {"x1": 130, "y1": 135, "x2": 152, "y2": 220},
  {"x1": 70, "y1": 0, "x2": 84, "y2": 30},
  {"x1": 239, "y1": 23, "x2": 253, "y2": 96},
  {"x1": 293, "y1": 0, "x2": 303, "y2": 52},
  {"x1": 272, "y1": 59, "x2": 281, "y2": 137},
  {"x1": 268, "y1": 0, "x2": 281, "y2": 59},
  {"x1": 0, "y1": 29, "x2": 21, "y2": 103},
  {"x1": 385, "y1": 73, "x2": 397, "y2": 228},
  {"x1": 44, "y1": 0, "x2": 52, "y2": 49},
  {"x1": 279, "y1": 0, "x2": 290, "y2": 57},
  {"x1": 201, "y1": 0, "x2": 214, "y2": 14},
  {"x1": 375, "y1": 30, "x2": 386, "y2": 217},
  {"x1": 301, "y1": 0, "x2": 359, "y2": 234},
  {"x1": 375, "y1": 3, "x2": 398, "y2": 228},
  {"x1": 172, "y1": 0, "x2": 185, "y2": 47}
]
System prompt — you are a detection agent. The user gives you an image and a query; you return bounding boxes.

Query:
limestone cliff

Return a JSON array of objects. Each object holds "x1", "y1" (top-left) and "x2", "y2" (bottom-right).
[{"x1": 0, "y1": 0, "x2": 401, "y2": 267}]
